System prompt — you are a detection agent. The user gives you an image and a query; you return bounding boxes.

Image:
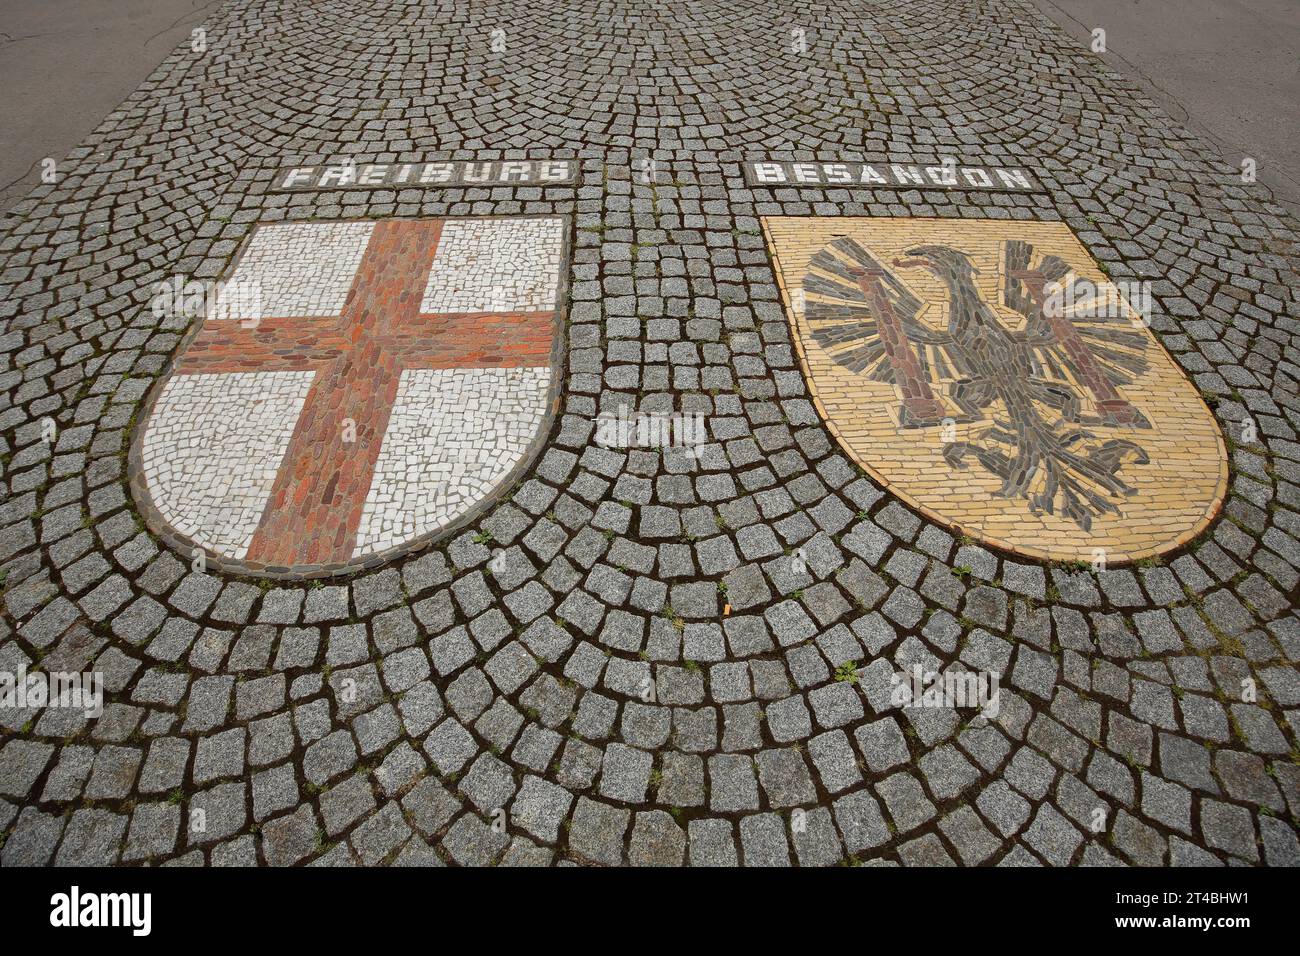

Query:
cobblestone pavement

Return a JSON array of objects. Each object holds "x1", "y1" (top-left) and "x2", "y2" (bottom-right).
[{"x1": 1, "y1": 0, "x2": 1298, "y2": 867}]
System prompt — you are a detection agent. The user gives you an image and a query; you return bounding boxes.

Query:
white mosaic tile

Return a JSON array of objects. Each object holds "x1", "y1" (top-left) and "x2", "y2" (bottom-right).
[
  {"x1": 354, "y1": 366, "x2": 552, "y2": 554},
  {"x1": 420, "y1": 217, "x2": 564, "y2": 313},
  {"x1": 212, "y1": 221, "x2": 374, "y2": 321},
  {"x1": 141, "y1": 371, "x2": 315, "y2": 558}
]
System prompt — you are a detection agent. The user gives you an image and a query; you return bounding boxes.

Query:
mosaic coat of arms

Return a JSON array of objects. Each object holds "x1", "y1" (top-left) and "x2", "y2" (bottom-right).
[
  {"x1": 763, "y1": 218, "x2": 1227, "y2": 562},
  {"x1": 130, "y1": 215, "x2": 567, "y2": 574}
]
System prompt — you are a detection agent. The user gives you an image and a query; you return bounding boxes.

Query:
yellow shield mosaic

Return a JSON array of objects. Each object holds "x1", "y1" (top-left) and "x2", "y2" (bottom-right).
[{"x1": 762, "y1": 217, "x2": 1228, "y2": 563}]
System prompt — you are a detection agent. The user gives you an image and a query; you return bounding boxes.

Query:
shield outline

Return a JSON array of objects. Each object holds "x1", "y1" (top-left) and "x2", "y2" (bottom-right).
[
  {"x1": 762, "y1": 215, "x2": 1229, "y2": 565},
  {"x1": 127, "y1": 213, "x2": 571, "y2": 579}
]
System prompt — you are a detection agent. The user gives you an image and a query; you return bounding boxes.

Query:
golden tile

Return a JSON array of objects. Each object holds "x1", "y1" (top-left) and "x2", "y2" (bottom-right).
[{"x1": 762, "y1": 216, "x2": 1228, "y2": 563}]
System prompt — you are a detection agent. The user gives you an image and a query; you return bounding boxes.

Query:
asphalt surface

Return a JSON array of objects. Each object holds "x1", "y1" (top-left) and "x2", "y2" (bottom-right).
[
  {"x1": 0, "y1": 0, "x2": 224, "y2": 211},
  {"x1": 1032, "y1": 0, "x2": 1300, "y2": 209}
]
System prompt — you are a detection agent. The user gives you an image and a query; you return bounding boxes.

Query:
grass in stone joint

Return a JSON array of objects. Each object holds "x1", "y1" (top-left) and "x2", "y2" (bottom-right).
[
  {"x1": 1225, "y1": 711, "x2": 1251, "y2": 749},
  {"x1": 833, "y1": 660, "x2": 860, "y2": 684}
]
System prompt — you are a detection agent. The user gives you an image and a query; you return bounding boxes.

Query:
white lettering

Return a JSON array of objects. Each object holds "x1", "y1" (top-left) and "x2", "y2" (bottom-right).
[
  {"x1": 501, "y1": 160, "x2": 532, "y2": 181},
  {"x1": 419, "y1": 162, "x2": 455, "y2": 183},
  {"x1": 541, "y1": 160, "x2": 569, "y2": 181},
  {"x1": 792, "y1": 162, "x2": 819, "y2": 183},
  {"x1": 317, "y1": 165, "x2": 354, "y2": 187},
  {"x1": 890, "y1": 164, "x2": 925, "y2": 185},
  {"x1": 822, "y1": 163, "x2": 851, "y2": 183},
  {"x1": 281, "y1": 167, "x2": 316, "y2": 188},
  {"x1": 752, "y1": 162, "x2": 787, "y2": 183},
  {"x1": 50, "y1": 887, "x2": 151, "y2": 937}
]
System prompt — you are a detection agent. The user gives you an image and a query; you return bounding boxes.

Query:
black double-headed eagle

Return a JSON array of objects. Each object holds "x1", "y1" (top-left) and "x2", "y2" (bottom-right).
[{"x1": 805, "y1": 237, "x2": 1152, "y2": 531}]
